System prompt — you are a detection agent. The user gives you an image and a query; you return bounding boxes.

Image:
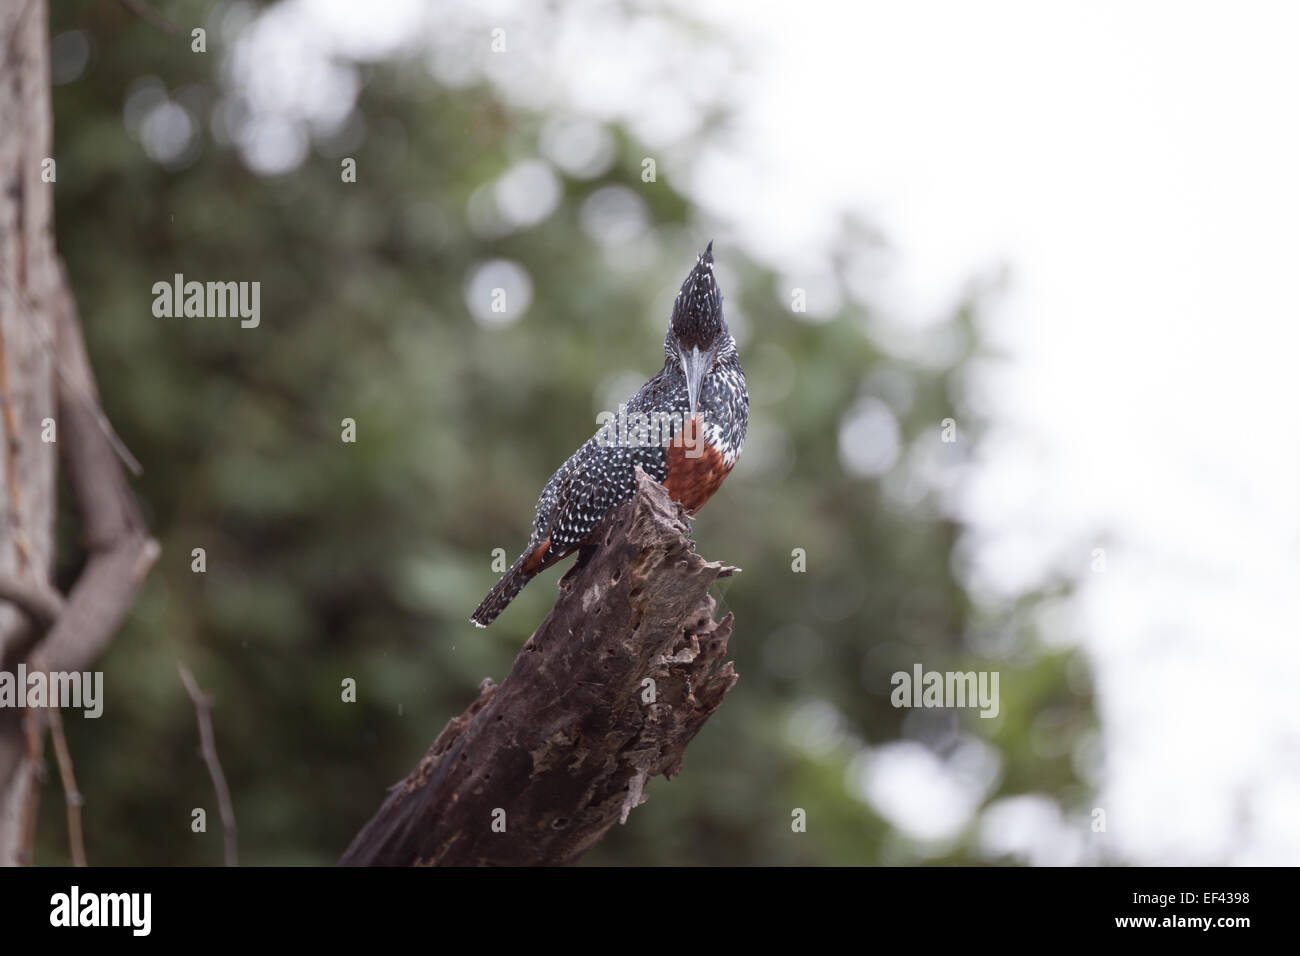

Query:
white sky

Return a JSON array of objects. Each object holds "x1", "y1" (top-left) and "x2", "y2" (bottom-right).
[
  {"x1": 239, "y1": 0, "x2": 1300, "y2": 864},
  {"x1": 686, "y1": 0, "x2": 1300, "y2": 865}
]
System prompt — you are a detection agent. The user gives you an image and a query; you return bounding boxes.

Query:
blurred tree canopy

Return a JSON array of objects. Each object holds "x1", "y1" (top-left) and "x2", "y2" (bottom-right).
[{"x1": 35, "y1": 0, "x2": 1096, "y2": 865}]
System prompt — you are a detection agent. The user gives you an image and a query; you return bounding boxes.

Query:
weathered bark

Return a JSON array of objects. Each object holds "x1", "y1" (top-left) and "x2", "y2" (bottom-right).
[
  {"x1": 0, "y1": 0, "x2": 60, "y2": 866},
  {"x1": 341, "y1": 469, "x2": 739, "y2": 866},
  {"x1": 0, "y1": 1, "x2": 157, "y2": 865}
]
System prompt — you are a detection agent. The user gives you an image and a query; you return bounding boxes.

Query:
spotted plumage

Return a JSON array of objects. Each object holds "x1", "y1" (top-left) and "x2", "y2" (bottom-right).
[{"x1": 471, "y1": 242, "x2": 748, "y2": 627}]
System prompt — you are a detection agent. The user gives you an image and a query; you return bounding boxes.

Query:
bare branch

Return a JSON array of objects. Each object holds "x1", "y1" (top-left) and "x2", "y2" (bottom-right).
[
  {"x1": 0, "y1": 274, "x2": 143, "y2": 477},
  {"x1": 0, "y1": 0, "x2": 155, "y2": 865},
  {"x1": 16, "y1": 708, "x2": 45, "y2": 866},
  {"x1": 46, "y1": 706, "x2": 86, "y2": 866},
  {"x1": 20, "y1": 273, "x2": 159, "y2": 680},
  {"x1": 178, "y1": 663, "x2": 238, "y2": 867},
  {"x1": 3, "y1": 0, "x2": 38, "y2": 62},
  {"x1": 0, "y1": 575, "x2": 63, "y2": 625},
  {"x1": 0, "y1": 318, "x2": 32, "y2": 570}
]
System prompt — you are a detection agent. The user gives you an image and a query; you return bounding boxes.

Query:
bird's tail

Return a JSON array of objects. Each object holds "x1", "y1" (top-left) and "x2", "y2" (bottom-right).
[{"x1": 470, "y1": 554, "x2": 535, "y2": 628}]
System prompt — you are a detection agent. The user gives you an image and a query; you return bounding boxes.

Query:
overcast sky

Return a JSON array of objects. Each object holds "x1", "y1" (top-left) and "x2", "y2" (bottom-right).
[{"x1": 687, "y1": 0, "x2": 1300, "y2": 865}]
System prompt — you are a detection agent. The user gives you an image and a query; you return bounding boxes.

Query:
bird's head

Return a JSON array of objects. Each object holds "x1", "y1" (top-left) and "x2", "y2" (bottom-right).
[{"x1": 665, "y1": 241, "x2": 731, "y2": 416}]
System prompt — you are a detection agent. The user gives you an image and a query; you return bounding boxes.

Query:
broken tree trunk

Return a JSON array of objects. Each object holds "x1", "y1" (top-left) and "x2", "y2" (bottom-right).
[{"x1": 341, "y1": 468, "x2": 739, "y2": 866}]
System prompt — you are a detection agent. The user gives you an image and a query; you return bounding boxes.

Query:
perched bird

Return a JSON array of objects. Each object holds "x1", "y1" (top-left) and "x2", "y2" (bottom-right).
[{"x1": 471, "y1": 242, "x2": 748, "y2": 627}]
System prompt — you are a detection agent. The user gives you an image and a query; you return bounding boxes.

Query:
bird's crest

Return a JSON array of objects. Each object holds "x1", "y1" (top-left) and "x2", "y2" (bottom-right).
[{"x1": 670, "y1": 241, "x2": 723, "y2": 350}]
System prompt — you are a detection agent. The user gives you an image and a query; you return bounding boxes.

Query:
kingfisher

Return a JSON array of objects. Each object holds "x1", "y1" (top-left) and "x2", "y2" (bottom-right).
[{"x1": 471, "y1": 242, "x2": 748, "y2": 627}]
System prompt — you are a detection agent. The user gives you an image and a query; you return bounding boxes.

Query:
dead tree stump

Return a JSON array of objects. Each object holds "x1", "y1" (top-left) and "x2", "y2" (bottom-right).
[{"x1": 341, "y1": 468, "x2": 739, "y2": 866}]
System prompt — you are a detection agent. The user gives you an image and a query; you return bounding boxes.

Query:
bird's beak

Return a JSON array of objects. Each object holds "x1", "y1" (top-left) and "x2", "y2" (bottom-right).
[{"x1": 679, "y1": 344, "x2": 712, "y2": 417}]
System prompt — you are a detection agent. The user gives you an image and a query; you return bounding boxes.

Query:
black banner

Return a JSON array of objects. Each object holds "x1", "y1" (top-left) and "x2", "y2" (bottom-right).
[{"x1": 0, "y1": 865, "x2": 1275, "y2": 941}]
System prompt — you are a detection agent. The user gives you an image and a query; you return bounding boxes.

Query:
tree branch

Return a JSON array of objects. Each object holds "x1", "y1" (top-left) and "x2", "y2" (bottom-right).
[
  {"x1": 178, "y1": 663, "x2": 238, "y2": 867},
  {"x1": 45, "y1": 706, "x2": 86, "y2": 867},
  {"x1": 27, "y1": 268, "x2": 159, "y2": 679},
  {"x1": 341, "y1": 468, "x2": 739, "y2": 867},
  {"x1": 0, "y1": 0, "x2": 157, "y2": 861},
  {"x1": 0, "y1": 574, "x2": 63, "y2": 625}
]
